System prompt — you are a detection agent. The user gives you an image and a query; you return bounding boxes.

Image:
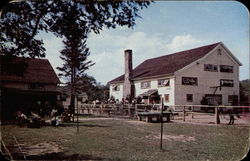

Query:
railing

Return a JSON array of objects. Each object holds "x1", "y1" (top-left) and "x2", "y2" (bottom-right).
[{"x1": 75, "y1": 103, "x2": 250, "y2": 124}]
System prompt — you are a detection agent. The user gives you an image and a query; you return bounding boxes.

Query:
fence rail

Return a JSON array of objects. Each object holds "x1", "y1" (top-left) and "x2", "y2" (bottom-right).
[{"x1": 74, "y1": 103, "x2": 250, "y2": 124}]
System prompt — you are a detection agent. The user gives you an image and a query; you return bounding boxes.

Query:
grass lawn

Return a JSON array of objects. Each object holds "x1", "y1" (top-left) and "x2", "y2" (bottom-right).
[{"x1": 1, "y1": 117, "x2": 249, "y2": 161}]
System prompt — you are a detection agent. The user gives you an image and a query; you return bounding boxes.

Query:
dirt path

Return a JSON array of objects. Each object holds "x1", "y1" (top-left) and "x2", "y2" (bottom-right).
[{"x1": 8, "y1": 141, "x2": 64, "y2": 159}]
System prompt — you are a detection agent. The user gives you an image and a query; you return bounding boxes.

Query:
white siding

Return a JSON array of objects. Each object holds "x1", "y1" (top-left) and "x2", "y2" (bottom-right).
[
  {"x1": 175, "y1": 44, "x2": 240, "y2": 105},
  {"x1": 134, "y1": 77, "x2": 175, "y2": 105},
  {"x1": 109, "y1": 83, "x2": 123, "y2": 101}
]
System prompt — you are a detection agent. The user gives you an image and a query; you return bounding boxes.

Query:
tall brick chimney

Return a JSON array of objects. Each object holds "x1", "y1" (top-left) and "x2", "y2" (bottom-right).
[{"x1": 123, "y1": 49, "x2": 134, "y2": 100}]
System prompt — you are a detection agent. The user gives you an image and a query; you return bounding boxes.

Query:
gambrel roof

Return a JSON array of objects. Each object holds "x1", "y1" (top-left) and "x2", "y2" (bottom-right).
[
  {"x1": 109, "y1": 42, "x2": 241, "y2": 84},
  {"x1": 0, "y1": 55, "x2": 60, "y2": 84}
]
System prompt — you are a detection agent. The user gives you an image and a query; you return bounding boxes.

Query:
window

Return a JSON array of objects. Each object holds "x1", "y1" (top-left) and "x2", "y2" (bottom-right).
[
  {"x1": 112, "y1": 85, "x2": 120, "y2": 91},
  {"x1": 28, "y1": 83, "x2": 45, "y2": 90},
  {"x1": 217, "y1": 49, "x2": 222, "y2": 55},
  {"x1": 182, "y1": 77, "x2": 198, "y2": 85},
  {"x1": 141, "y1": 81, "x2": 151, "y2": 89},
  {"x1": 186, "y1": 94, "x2": 193, "y2": 102},
  {"x1": 204, "y1": 64, "x2": 218, "y2": 72},
  {"x1": 164, "y1": 94, "x2": 169, "y2": 102},
  {"x1": 220, "y1": 65, "x2": 233, "y2": 73},
  {"x1": 158, "y1": 79, "x2": 170, "y2": 87},
  {"x1": 220, "y1": 79, "x2": 234, "y2": 87},
  {"x1": 61, "y1": 97, "x2": 67, "y2": 102}
]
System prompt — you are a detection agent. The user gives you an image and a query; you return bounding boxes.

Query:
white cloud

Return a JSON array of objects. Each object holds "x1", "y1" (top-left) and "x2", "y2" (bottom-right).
[
  {"x1": 86, "y1": 31, "x2": 205, "y2": 85},
  {"x1": 42, "y1": 31, "x2": 248, "y2": 84},
  {"x1": 41, "y1": 30, "x2": 210, "y2": 85},
  {"x1": 165, "y1": 34, "x2": 203, "y2": 53},
  {"x1": 43, "y1": 35, "x2": 64, "y2": 75}
]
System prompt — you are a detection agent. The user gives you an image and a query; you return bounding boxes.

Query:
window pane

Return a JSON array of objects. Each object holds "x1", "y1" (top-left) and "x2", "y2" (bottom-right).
[
  {"x1": 220, "y1": 79, "x2": 234, "y2": 87},
  {"x1": 204, "y1": 64, "x2": 218, "y2": 72},
  {"x1": 141, "y1": 81, "x2": 150, "y2": 89},
  {"x1": 112, "y1": 85, "x2": 120, "y2": 91},
  {"x1": 164, "y1": 94, "x2": 169, "y2": 102},
  {"x1": 158, "y1": 79, "x2": 170, "y2": 86},
  {"x1": 186, "y1": 94, "x2": 193, "y2": 102},
  {"x1": 182, "y1": 77, "x2": 198, "y2": 85},
  {"x1": 220, "y1": 65, "x2": 233, "y2": 73}
]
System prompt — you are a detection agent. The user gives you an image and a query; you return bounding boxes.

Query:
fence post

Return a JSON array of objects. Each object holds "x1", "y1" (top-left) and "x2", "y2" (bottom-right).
[
  {"x1": 191, "y1": 106, "x2": 194, "y2": 119},
  {"x1": 100, "y1": 104, "x2": 103, "y2": 116},
  {"x1": 128, "y1": 104, "x2": 131, "y2": 116},
  {"x1": 87, "y1": 104, "x2": 90, "y2": 114},
  {"x1": 113, "y1": 104, "x2": 116, "y2": 116},
  {"x1": 183, "y1": 106, "x2": 186, "y2": 122},
  {"x1": 135, "y1": 104, "x2": 137, "y2": 117},
  {"x1": 215, "y1": 106, "x2": 220, "y2": 124}
]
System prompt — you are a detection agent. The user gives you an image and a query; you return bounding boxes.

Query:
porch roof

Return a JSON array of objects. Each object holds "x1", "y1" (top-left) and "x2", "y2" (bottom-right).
[{"x1": 139, "y1": 89, "x2": 158, "y2": 97}]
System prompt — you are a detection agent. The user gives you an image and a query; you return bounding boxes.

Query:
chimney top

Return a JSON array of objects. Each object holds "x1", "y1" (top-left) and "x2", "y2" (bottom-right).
[{"x1": 125, "y1": 49, "x2": 132, "y2": 53}]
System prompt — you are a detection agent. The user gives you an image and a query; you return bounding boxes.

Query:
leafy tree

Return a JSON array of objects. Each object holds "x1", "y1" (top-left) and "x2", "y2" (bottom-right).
[
  {"x1": 1, "y1": 0, "x2": 150, "y2": 115},
  {"x1": 240, "y1": 79, "x2": 250, "y2": 105},
  {"x1": 1, "y1": 0, "x2": 151, "y2": 58},
  {"x1": 74, "y1": 74, "x2": 109, "y2": 103},
  {"x1": 0, "y1": 1, "x2": 48, "y2": 57}
]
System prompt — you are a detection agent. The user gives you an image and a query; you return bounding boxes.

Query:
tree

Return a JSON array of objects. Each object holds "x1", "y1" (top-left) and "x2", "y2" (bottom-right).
[
  {"x1": 56, "y1": 2, "x2": 95, "y2": 115},
  {"x1": 74, "y1": 74, "x2": 109, "y2": 103},
  {"x1": 1, "y1": 0, "x2": 151, "y2": 58},
  {"x1": 57, "y1": 38, "x2": 94, "y2": 114},
  {"x1": 1, "y1": 0, "x2": 151, "y2": 117},
  {"x1": 240, "y1": 79, "x2": 250, "y2": 105}
]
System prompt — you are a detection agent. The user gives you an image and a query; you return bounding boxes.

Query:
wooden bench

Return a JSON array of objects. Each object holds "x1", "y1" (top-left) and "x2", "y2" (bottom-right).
[{"x1": 137, "y1": 112, "x2": 171, "y2": 123}]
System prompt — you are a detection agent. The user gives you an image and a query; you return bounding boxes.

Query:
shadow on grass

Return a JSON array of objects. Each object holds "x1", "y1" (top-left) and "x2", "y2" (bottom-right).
[{"x1": 11, "y1": 152, "x2": 105, "y2": 160}]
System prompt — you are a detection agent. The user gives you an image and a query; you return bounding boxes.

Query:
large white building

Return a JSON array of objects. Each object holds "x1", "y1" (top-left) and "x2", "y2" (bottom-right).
[{"x1": 109, "y1": 42, "x2": 242, "y2": 106}]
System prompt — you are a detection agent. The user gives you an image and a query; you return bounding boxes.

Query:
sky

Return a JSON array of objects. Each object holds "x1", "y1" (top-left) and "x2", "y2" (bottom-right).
[{"x1": 42, "y1": 1, "x2": 249, "y2": 85}]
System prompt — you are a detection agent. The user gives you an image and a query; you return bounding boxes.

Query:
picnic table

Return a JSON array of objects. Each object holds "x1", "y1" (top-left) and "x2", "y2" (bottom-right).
[{"x1": 136, "y1": 111, "x2": 171, "y2": 123}]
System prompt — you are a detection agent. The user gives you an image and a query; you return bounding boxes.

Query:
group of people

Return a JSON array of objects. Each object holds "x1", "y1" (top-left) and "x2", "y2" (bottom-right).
[
  {"x1": 16, "y1": 110, "x2": 45, "y2": 128},
  {"x1": 15, "y1": 99, "x2": 75, "y2": 127}
]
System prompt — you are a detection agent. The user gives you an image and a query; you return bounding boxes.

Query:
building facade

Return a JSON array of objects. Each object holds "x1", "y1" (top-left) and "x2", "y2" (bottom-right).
[
  {"x1": 1, "y1": 56, "x2": 60, "y2": 119},
  {"x1": 109, "y1": 42, "x2": 242, "y2": 106}
]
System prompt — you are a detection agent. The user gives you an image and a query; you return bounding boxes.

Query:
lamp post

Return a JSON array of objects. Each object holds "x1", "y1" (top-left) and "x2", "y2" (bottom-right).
[
  {"x1": 76, "y1": 95, "x2": 79, "y2": 133},
  {"x1": 160, "y1": 97, "x2": 164, "y2": 150}
]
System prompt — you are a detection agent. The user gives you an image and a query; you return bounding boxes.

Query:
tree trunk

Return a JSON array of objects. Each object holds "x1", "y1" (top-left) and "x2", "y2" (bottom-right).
[{"x1": 70, "y1": 65, "x2": 75, "y2": 122}]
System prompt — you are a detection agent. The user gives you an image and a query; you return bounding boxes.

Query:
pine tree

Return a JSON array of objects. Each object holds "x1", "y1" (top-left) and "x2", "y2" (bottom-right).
[{"x1": 57, "y1": 4, "x2": 94, "y2": 116}]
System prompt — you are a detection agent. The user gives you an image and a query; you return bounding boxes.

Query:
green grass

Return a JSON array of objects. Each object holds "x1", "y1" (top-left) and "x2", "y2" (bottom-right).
[{"x1": 1, "y1": 118, "x2": 249, "y2": 161}]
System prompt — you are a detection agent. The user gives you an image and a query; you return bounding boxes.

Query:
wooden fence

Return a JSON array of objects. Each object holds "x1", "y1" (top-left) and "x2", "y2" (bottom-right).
[{"x1": 75, "y1": 104, "x2": 250, "y2": 124}]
